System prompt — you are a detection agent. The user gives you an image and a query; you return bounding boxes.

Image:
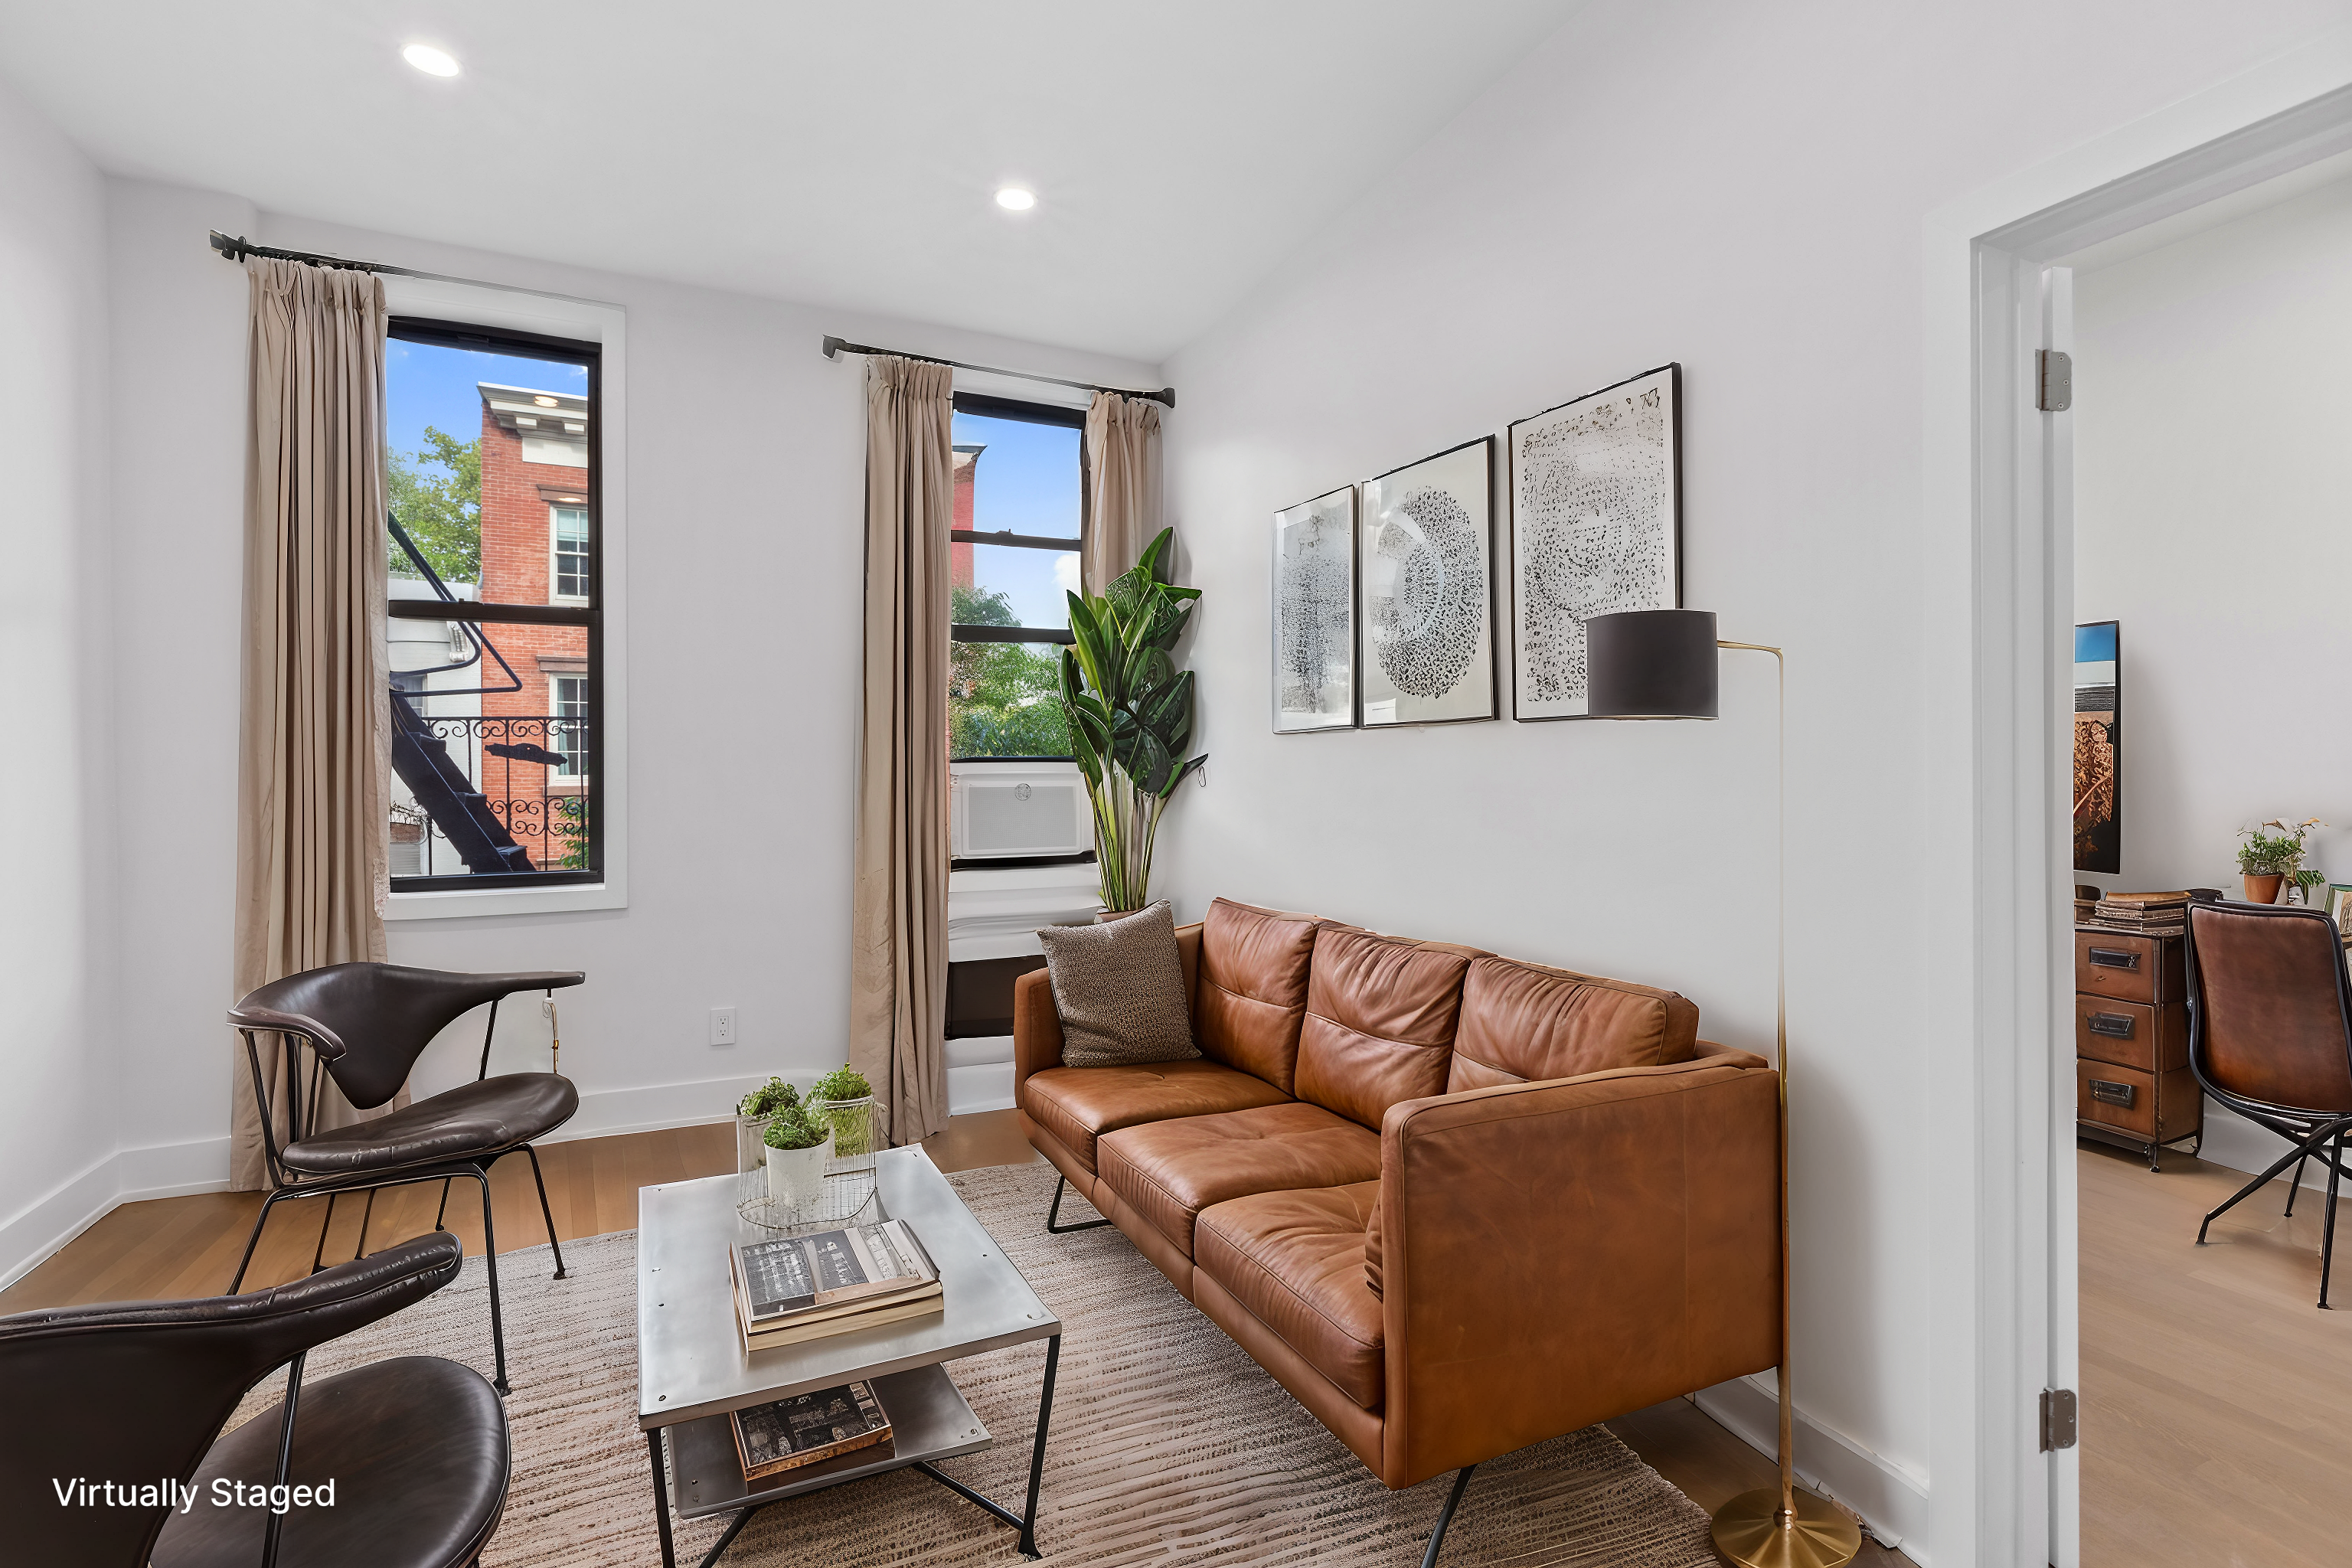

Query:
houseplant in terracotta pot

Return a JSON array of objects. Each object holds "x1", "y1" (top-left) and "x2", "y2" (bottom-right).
[
  {"x1": 1060, "y1": 527, "x2": 1207, "y2": 918},
  {"x1": 762, "y1": 1102, "x2": 833, "y2": 1211},
  {"x1": 2237, "y1": 818, "x2": 2324, "y2": 904}
]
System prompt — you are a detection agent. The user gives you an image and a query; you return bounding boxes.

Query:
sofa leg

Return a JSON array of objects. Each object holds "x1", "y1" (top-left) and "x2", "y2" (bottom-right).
[
  {"x1": 1045, "y1": 1174, "x2": 1112, "y2": 1234},
  {"x1": 1421, "y1": 1464, "x2": 1476, "y2": 1568}
]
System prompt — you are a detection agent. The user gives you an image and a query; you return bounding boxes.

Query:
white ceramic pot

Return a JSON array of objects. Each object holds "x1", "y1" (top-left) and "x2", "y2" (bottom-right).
[{"x1": 764, "y1": 1133, "x2": 833, "y2": 1209}]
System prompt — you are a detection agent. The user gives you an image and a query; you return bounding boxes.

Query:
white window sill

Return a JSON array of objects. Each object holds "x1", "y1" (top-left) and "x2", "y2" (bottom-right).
[{"x1": 385, "y1": 880, "x2": 626, "y2": 921}]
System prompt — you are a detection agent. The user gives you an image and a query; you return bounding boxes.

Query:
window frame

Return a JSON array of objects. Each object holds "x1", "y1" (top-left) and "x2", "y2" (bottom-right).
[
  {"x1": 384, "y1": 312, "x2": 608, "y2": 897},
  {"x1": 550, "y1": 503, "x2": 591, "y2": 604},
  {"x1": 949, "y1": 390, "x2": 1083, "y2": 765}
]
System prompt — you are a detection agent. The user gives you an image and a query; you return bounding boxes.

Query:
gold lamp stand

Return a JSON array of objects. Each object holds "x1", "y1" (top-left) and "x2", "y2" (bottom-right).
[{"x1": 1707, "y1": 640, "x2": 1861, "y2": 1568}]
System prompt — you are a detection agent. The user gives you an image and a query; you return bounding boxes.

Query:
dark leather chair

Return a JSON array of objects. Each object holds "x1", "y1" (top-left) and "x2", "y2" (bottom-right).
[
  {"x1": 0, "y1": 1231, "x2": 508, "y2": 1568},
  {"x1": 2184, "y1": 900, "x2": 2352, "y2": 1306},
  {"x1": 227, "y1": 962, "x2": 585, "y2": 1392}
]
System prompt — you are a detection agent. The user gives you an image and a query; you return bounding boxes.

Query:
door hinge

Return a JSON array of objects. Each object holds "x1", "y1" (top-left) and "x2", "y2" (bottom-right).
[
  {"x1": 2037, "y1": 349, "x2": 2073, "y2": 412},
  {"x1": 2040, "y1": 1388, "x2": 2079, "y2": 1451}
]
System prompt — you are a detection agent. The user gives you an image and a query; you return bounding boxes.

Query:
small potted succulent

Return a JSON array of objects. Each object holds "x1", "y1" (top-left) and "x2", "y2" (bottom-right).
[
  {"x1": 2238, "y1": 818, "x2": 2325, "y2": 905},
  {"x1": 736, "y1": 1077, "x2": 800, "y2": 1174},
  {"x1": 808, "y1": 1065, "x2": 875, "y2": 1172},
  {"x1": 762, "y1": 1102, "x2": 834, "y2": 1210}
]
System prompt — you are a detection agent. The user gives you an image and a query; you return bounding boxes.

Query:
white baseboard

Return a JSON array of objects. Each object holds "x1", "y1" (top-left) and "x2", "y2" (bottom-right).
[
  {"x1": 0, "y1": 1152, "x2": 127, "y2": 1292},
  {"x1": 1692, "y1": 1374, "x2": 1931, "y2": 1563},
  {"x1": 947, "y1": 1061, "x2": 1015, "y2": 1116}
]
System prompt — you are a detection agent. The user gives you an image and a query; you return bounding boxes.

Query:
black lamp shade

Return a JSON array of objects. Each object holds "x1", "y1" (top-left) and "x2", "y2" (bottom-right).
[{"x1": 1585, "y1": 609, "x2": 1719, "y2": 719}]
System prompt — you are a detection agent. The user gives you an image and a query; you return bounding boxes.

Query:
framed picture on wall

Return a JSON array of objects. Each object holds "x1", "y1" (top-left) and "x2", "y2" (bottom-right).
[
  {"x1": 1505, "y1": 364, "x2": 1682, "y2": 719},
  {"x1": 1357, "y1": 437, "x2": 1497, "y2": 727},
  {"x1": 1271, "y1": 485, "x2": 1357, "y2": 733},
  {"x1": 2327, "y1": 885, "x2": 2352, "y2": 938},
  {"x1": 2073, "y1": 619, "x2": 2121, "y2": 875}
]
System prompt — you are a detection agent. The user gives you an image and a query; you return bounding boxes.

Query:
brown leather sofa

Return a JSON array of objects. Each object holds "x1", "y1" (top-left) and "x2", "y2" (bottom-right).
[{"x1": 1016, "y1": 897, "x2": 1782, "y2": 1491}]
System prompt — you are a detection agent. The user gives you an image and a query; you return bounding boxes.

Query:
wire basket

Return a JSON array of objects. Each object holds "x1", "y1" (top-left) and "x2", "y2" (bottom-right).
[
  {"x1": 735, "y1": 1163, "x2": 880, "y2": 1233},
  {"x1": 810, "y1": 1095, "x2": 877, "y2": 1174}
]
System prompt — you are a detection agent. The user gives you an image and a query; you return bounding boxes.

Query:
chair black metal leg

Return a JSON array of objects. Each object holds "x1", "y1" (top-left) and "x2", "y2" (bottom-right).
[
  {"x1": 2286, "y1": 1154, "x2": 2310, "y2": 1217},
  {"x1": 647, "y1": 1429, "x2": 676, "y2": 1568},
  {"x1": 1421, "y1": 1463, "x2": 1477, "y2": 1568},
  {"x1": 2320, "y1": 1132, "x2": 2344, "y2": 1311},
  {"x1": 308, "y1": 1191, "x2": 339, "y2": 1274},
  {"x1": 434, "y1": 1177, "x2": 453, "y2": 1230},
  {"x1": 524, "y1": 1144, "x2": 567, "y2": 1279},
  {"x1": 351, "y1": 1188, "x2": 377, "y2": 1260},
  {"x1": 1045, "y1": 1174, "x2": 1111, "y2": 1234},
  {"x1": 2199, "y1": 1134, "x2": 2324, "y2": 1243},
  {"x1": 472, "y1": 1167, "x2": 510, "y2": 1394},
  {"x1": 227, "y1": 1187, "x2": 297, "y2": 1294}
]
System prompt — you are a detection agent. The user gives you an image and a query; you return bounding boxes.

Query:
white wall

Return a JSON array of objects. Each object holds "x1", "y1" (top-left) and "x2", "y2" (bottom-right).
[
  {"x1": 0, "y1": 80, "x2": 118, "y2": 1282},
  {"x1": 1153, "y1": 1, "x2": 2344, "y2": 1558},
  {"x1": 2073, "y1": 167, "x2": 2352, "y2": 1184}
]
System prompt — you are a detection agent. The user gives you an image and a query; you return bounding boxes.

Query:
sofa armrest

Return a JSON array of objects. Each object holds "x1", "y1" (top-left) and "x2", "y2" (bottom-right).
[
  {"x1": 1376, "y1": 1056, "x2": 1781, "y2": 1487},
  {"x1": 1013, "y1": 968, "x2": 1064, "y2": 1112}
]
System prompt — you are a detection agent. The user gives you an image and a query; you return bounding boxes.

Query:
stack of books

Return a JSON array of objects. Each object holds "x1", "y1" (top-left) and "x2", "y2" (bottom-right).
[
  {"x1": 730, "y1": 1380, "x2": 893, "y2": 1483},
  {"x1": 2090, "y1": 890, "x2": 2188, "y2": 936},
  {"x1": 729, "y1": 1218, "x2": 942, "y2": 1352}
]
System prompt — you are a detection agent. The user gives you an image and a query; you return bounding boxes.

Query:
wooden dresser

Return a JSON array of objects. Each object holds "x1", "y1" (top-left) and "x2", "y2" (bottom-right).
[{"x1": 2074, "y1": 923, "x2": 2203, "y2": 1169}]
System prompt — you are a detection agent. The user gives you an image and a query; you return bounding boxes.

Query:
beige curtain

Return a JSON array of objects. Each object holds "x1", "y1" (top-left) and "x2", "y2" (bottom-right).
[
  {"x1": 849, "y1": 357, "x2": 955, "y2": 1146},
  {"x1": 1080, "y1": 390, "x2": 1164, "y2": 593},
  {"x1": 229, "y1": 258, "x2": 397, "y2": 1191}
]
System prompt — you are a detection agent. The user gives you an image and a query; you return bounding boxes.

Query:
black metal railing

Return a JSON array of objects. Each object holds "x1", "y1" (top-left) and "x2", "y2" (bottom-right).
[{"x1": 392, "y1": 714, "x2": 593, "y2": 878}]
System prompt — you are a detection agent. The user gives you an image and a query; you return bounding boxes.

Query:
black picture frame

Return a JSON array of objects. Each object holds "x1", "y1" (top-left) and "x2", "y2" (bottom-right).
[{"x1": 1356, "y1": 434, "x2": 1499, "y2": 728}]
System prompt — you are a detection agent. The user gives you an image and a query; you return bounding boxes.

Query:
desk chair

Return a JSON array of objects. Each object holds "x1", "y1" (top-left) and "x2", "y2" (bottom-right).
[
  {"x1": 0, "y1": 1232, "x2": 508, "y2": 1568},
  {"x1": 2184, "y1": 900, "x2": 2352, "y2": 1307},
  {"x1": 227, "y1": 962, "x2": 584, "y2": 1392}
]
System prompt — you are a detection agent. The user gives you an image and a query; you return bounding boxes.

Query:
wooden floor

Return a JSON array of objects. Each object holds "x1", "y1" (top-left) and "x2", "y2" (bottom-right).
[
  {"x1": 2, "y1": 1108, "x2": 1924, "y2": 1560},
  {"x1": 2076, "y1": 1141, "x2": 2352, "y2": 1568}
]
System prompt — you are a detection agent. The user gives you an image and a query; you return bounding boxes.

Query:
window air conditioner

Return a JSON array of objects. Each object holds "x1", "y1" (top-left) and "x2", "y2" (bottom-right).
[{"x1": 952, "y1": 766, "x2": 1089, "y2": 859}]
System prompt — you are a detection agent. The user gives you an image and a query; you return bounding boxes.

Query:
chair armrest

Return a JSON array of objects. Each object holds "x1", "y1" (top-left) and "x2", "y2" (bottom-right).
[
  {"x1": 475, "y1": 969, "x2": 586, "y2": 995},
  {"x1": 1376, "y1": 1056, "x2": 1781, "y2": 1487},
  {"x1": 1013, "y1": 968, "x2": 1064, "y2": 1112},
  {"x1": 225, "y1": 1004, "x2": 349, "y2": 1060}
]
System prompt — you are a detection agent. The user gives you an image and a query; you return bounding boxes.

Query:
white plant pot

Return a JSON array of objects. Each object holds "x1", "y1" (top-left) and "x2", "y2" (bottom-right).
[{"x1": 764, "y1": 1134, "x2": 833, "y2": 1210}]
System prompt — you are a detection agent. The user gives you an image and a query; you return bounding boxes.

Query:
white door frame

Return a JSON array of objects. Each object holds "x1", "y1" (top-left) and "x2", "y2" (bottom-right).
[{"x1": 1922, "y1": 36, "x2": 2352, "y2": 1568}]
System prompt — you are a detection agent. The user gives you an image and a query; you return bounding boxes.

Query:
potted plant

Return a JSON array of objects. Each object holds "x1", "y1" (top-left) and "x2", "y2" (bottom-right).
[
  {"x1": 762, "y1": 1102, "x2": 833, "y2": 1210},
  {"x1": 808, "y1": 1065, "x2": 875, "y2": 1171},
  {"x1": 1059, "y1": 527, "x2": 1207, "y2": 916},
  {"x1": 2237, "y1": 818, "x2": 2325, "y2": 904},
  {"x1": 736, "y1": 1077, "x2": 800, "y2": 1174}
]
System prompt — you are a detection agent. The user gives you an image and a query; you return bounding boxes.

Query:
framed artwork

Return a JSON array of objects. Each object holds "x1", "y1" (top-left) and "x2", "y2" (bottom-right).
[
  {"x1": 2326, "y1": 885, "x2": 2352, "y2": 938},
  {"x1": 1505, "y1": 364, "x2": 1682, "y2": 719},
  {"x1": 1271, "y1": 486, "x2": 1358, "y2": 732},
  {"x1": 2073, "y1": 620, "x2": 2121, "y2": 875},
  {"x1": 1357, "y1": 437, "x2": 1497, "y2": 727}
]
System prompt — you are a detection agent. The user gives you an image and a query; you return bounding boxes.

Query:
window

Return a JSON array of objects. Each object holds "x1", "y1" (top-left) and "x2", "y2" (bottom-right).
[
  {"x1": 949, "y1": 393, "x2": 1083, "y2": 760},
  {"x1": 384, "y1": 317, "x2": 601, "y2": 890}
]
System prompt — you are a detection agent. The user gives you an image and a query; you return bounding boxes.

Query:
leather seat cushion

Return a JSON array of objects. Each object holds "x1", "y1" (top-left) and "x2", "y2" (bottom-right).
[
  {"x1": 1097, "y1": 1101, "x2": 1382, "y2": 1256},
  {"x1": 1023, "y1": 1060, "x2": 1291, "y2": 1171},
  {"x1": 1193, "y1": 898, "x2": 1329, "y2": 1096},
  {"x1": 1295, "y1": 928, "x2": 1478, "y2": 1129},
  {"x1": 155, "y1": 1354, "x2": 508, "y2": 1568},
  {"x1": 279, "y1": 1073, "x2": 578, "y2": 1176},
  {"x1": 1448, "y1": 955, "x2": 1700, "y2": 1093},
  {"x1": 1196, "y1": 1181, "x2": 1386, "y2": 1410}
]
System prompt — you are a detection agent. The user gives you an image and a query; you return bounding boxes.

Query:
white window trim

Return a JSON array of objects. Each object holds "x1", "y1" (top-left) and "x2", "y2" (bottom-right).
[
  {"x1": 550, "y1": 502, "x2": 591, "y2": 606},
  {"x1": 382, "y1": 276, "x2": 629, "y2": 920}
]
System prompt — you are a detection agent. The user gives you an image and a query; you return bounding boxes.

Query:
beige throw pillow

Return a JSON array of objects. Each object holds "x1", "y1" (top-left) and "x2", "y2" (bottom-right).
[{"x1": 1037, "y1": 902, "x2": 1199, "y2": 1068}]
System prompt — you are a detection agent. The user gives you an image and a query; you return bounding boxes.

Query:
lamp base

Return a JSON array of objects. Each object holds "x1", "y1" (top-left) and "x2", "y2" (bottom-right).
[{"x1": 1710, "y1": 1486, "x2": 1864, "y2": 1568}]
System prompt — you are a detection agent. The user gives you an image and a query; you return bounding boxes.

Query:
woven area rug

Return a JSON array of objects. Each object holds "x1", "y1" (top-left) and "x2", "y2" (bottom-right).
[{"x1": 228, "y1": 1162, "x2": 1717, "y2": 1566}]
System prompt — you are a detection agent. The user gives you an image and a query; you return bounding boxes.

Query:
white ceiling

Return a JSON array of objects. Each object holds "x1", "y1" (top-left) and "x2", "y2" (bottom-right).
[{"x1": 0, "y1": 1, "x2": 1584, "y2": 363}]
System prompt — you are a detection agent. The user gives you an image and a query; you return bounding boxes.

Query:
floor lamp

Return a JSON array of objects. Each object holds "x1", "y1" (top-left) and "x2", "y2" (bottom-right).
[{"x1": 1583, "y1": 608, "x2": 1864, "y2": 1568}]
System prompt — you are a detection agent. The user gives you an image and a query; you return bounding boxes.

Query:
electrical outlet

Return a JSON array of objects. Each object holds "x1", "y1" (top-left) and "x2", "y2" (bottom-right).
[{"x1": 709, "y1": 1007, "x2": 737, "y2": 1046}]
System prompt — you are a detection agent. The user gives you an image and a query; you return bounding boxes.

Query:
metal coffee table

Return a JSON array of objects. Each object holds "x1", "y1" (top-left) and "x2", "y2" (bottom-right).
[{"x1": 636, "y1": 1146, "x2": 1062, "y2": 1566}]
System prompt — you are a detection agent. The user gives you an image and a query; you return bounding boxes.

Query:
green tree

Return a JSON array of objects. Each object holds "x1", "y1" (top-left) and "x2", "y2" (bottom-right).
[
  {"x1": 951, "y1": 583, "x2": 1072, "y2": 758},
  {"x1": 387, "y1": 426, "x2": 482, "y2": 584}
]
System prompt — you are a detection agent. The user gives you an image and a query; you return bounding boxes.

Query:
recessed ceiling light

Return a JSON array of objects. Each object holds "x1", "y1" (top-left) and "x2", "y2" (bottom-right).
[
  {"x1": 402, "y1": 44, "x2": 460, "y2": 77},
  {"x1": 995, "y1": 187, "x2": 1036, "y2": 212},
  {"x1": 533, "y1": 395, "x2": 559, "y2": 407}
]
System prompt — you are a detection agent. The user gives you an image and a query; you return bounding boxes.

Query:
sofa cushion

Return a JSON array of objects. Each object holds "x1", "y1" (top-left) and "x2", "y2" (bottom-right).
[
  {"x1": 1194, "y1": 899, "x2": 1327, "y2": 1095},
  {"x1": 1096, "y1": 1102, "x2": 1381, "y2": 1256},
  {"x1": 1023, "y1": 1060, "x2": 1290, "y2": 1172},
  {"x1": 1196, "y1": 1181, "x2": 1386, "y2": 1410},
  {"x1": 1037, "y1": 903, "x2": 1199, "y2": 1068},
  {"x1": 1448, "y1": 955, "x2": 1699, "y2": 1091},
  {"x1": 1295, "y1": 929, "x2": 1476, "y2": 1130}
]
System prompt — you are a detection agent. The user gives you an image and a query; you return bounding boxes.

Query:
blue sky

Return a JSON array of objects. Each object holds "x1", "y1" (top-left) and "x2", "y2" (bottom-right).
[
  {"x1": 386, "y1": 338, "x2": 588, "y2": 466},
  {"x1": 955, "y1": 410, "x2": 1080, "y2": 629}
]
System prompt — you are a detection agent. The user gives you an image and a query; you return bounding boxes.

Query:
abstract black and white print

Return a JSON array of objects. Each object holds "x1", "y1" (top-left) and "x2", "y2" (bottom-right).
[
  {"x1": 1272, "y1": 487, "x2": 1357, "y2": 732},
  {"x1": 1507, "y1": 364, "x2": 1681, "y2": 719},
  {"x1": 1358, "y1": 438, "x2": 1495, "y2": 726}
]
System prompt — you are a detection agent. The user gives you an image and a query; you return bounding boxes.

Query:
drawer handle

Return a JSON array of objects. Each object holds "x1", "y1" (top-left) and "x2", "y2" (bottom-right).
[
  {"x1": 2087, "y1": 1012, "x2": 2137, "y2": 1039},
  {"x1": 2089, "y1": 1079, "x2": 2136, "y2": 1108},
  {"x1": 2087, "y1": 948, "x2": 2141, "y2": 970}
]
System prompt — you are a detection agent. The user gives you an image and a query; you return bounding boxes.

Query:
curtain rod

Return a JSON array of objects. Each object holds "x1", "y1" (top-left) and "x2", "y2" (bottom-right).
[
  {"x1": 822, "y1": 335, "x2": 1174, "y2": 409},
  {"x1": 207, "y1": 231, "x2": 616, "y2": 310}
]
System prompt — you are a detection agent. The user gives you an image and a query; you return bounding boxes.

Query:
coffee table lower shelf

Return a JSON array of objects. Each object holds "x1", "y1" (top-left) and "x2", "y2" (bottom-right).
[{"x1": 662, "y1": 1364, "x2": 991, "y2": 1520}]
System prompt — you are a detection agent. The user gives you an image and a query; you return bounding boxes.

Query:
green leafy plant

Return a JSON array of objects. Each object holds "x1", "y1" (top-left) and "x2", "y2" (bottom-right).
[
  {"x1": 811, "y1": 1065, "x2": 871, "y2": 1102},
  {"x1": 2238, "y1": 818, "x2": 2325, "y2": 876},
  {"x1": 738, "y1": 1077, "x2": 799, "y2": 1119},
  {"x1": 760, "y1": 1104, "x2": 828, "y2": 1152},
  {"x1": 1059, "y1": 527, "x2": 1206, "y2": 913},
  {"x1": 809, "y1": 1065, "x2": 874, "y2": 1157}
]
